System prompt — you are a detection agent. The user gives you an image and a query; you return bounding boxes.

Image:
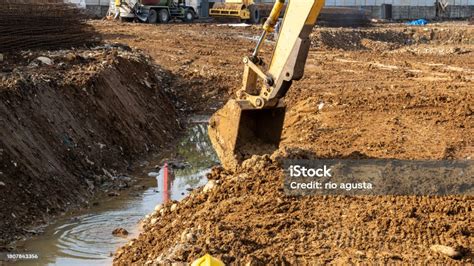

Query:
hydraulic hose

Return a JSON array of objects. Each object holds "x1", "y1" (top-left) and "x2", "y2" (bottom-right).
[{"x1": 252, "y1": 0, "x2": 285, "y2": 59}]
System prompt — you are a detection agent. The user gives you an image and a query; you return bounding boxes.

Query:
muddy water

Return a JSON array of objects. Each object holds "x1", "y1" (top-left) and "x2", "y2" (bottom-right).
[{"x1": 17, "y1": 119, "x2": 218, "y2": 266}]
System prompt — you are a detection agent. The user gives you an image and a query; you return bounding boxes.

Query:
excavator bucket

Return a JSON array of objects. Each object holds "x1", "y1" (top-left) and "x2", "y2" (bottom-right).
[{"x1": 208, "y1": 99, "x2": 285, "y2": 170}]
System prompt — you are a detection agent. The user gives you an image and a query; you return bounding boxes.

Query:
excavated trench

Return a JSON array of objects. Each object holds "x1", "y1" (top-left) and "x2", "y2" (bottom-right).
[
  {"x1": 14, "y1": 120, "x2": 218, "y2": 265},
  {"x1": 0, "y1": 46, "x2": 219, "y2": 258}
]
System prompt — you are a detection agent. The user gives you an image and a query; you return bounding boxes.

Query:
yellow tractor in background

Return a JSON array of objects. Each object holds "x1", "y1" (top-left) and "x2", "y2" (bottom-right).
[{"x1": 209, "y1": 0, "x2": 274, "y2": 24}]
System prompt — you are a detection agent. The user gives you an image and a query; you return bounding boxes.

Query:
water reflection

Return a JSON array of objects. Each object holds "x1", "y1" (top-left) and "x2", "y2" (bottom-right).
[
  {"x1": 176, "y1": 123, "x2": 219, "y2": 176},
  {"x1": 14, "y1": 119, "x2": 218, "y2": 266}
]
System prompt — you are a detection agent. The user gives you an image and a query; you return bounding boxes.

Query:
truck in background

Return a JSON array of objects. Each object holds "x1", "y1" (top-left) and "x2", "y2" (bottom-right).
[{"x1": 117, "y1": 0, "x2": 198, "y2": 23}]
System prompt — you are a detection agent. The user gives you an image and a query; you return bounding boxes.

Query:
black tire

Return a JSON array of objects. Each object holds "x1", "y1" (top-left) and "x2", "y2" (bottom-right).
[
  {"x1": 183, "y1": 9, "x2": 194, "y2": 23},
  {"x1": 248, "y1": 5, "x2": 260, "y2": 24},
  {"x1": 158, "y1": 9, "x2": 170, "y2": 23},
  {"x1": 147, "y1": 9, "x2": 157, "y2": 24}
]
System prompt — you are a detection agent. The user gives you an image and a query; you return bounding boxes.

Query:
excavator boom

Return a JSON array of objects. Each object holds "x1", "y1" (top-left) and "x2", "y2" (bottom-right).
[{"x1": 209, "y1": 0, "x2": 325, "y2": 170}]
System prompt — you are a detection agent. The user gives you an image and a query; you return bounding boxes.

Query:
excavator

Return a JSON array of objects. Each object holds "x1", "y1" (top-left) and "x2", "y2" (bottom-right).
[{"x1": 208, "y1": 0, "x2": 325, "y2": 170}]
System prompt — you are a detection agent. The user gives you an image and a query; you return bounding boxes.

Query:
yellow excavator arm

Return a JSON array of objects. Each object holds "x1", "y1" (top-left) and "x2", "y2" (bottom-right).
[
  {"x1": 240, "y1": 0, "x2": 325, "y2": 108},
  {"x1": 209, "y1": 0, "x2": 325, "y2": 170}
]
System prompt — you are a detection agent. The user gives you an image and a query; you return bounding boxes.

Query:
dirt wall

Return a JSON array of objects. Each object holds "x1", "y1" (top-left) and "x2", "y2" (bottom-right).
[{"x1": 0, "y1": 49, "x2": 180, "y2": 247}]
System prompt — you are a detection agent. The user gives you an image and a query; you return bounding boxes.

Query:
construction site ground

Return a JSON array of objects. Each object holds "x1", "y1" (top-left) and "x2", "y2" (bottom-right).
[
  {"x1": 94, "y1": 21, "x2": 473, "y2": 161},
  {"x1": 96, "y1": 21, "x2": 473, "y2": 264},
  {"x1": 1, "y1": 19, "x2": 472, "y2": 264}
]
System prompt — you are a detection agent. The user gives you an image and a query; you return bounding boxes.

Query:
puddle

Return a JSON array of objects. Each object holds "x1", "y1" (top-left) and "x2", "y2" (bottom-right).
[{"x1": 14, "y1": 118, "x2": 218, "y2": 265}]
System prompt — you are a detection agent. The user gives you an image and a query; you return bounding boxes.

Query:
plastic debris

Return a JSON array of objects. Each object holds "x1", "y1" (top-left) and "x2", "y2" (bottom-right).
[{"x1": 407, "y1": 19, "x2": 428, "y2": 26}]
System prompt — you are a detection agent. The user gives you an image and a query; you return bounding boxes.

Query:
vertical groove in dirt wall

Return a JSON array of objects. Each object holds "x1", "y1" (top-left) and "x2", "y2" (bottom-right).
[{"x1": 0, "y1": 57, "x2": 180, "y2": 246}]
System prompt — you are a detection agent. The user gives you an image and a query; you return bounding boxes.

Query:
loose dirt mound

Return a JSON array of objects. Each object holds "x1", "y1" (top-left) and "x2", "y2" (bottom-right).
[
  {"x1": 311, "y1": 25, "x2": 474, "y2": 51},
  {"x1": 0, "y1": 47, "x2": 180, "y2": 247},
  {"x1": 114, "y1": 156, "x2": 473, "y2": 265}
]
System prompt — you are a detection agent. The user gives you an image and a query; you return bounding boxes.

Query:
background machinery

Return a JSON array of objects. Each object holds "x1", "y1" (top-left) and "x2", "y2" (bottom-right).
[
  {"x1": 208, "y1": 0, "x2": 325, "y2": 170},
  {"x1": 117, "y1": 0, "x2": 198, "y2": 23},
  {"x1": 209, "y1": 0, "x2": 371, "y2": 26},
  {"x1": 209, "y1": 0, "x2": 275, "y2": 24}
]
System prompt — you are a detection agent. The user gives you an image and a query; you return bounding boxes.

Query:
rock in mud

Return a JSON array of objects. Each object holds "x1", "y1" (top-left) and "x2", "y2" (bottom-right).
[
  {"x1": 159, "y1": 208, "x2": 167, "y2": 216},
  {"x1": 430, "y1": 245, "x2": 464, "y2": 259},
  {"x1": 148, "y1": 172, "x2": 160, "y2": 177},
  {"x1": 64, "y1": 53, "x2": 77, "y2": 62},
  {"x1": 169, "y1": 161, "x2": 189, "y2": 169},
  {"x1": 112, "y1": 228, "x2": 129, "y2": 237},
  {"x1": 35, "y1": 56, "x2": 53, "y2": 65},
  {"x1": 241, "y1": 154, "x2": 272, "y2": 170},
  {"x1": 154, "y1": 204, "x2": 163, "y2": 212},
  {"x1": 170, "y1": 203, "x2": 177, "y2": 212},
  {"x1": 203, "y1": 180, "x2": 216, "y2": 193},
  {"x1": 180, "y1": 228, "x2": 196, "y2": 244}
]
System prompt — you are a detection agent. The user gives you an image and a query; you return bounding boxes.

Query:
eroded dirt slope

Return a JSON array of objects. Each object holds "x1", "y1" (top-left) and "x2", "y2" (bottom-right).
[{"x1": 0, "y1": 48, "x2": 180, "y2": 246}]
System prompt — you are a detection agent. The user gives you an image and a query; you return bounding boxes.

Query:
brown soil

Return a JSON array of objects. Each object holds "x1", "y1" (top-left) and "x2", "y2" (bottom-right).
[
  {"x1": 115, "y1": 158, "x2": 473, "y2": 265},
  {"x1": 0, "y1": 47, "x2": 180, "y2": 247},
  {"x1": 100, "y1": 21, "x2": 473, "y2": 265},
  {"x1": 1, "y1": 18, "x2": 472, "y2": 263}
]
